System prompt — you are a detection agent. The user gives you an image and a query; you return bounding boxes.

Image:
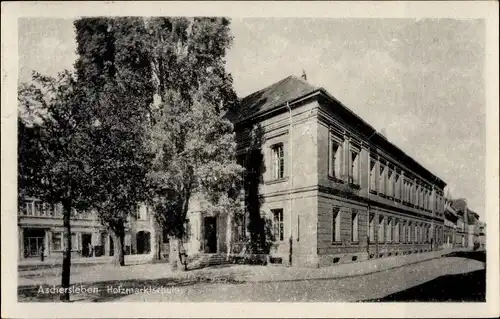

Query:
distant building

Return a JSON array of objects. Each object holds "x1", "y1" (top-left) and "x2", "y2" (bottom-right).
[
  {"x1": 478, "y1": 221, "x2": 486, "y2": 248},
  {"x1": 450, "y1": 198, "x2": 470, "y2": 248},
  {"x1": 18, "y1": 197, "x2": 159, "y2": 261},
  {"x1": 443, "y1": 200, "x2": 458, "y2": 248}
]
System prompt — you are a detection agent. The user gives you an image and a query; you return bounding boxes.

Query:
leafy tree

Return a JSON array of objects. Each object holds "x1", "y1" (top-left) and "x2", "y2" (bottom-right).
[
  {"x1": 73, "y1": 17, "x2": 155, "y2": 266},
  {"x1": 18, "y1": 71, "x2": 95, "y2": 301},
  {"x1": 142, "y1": 17, "x2": 242, "y2": 267},
  {"x1": 147, "y1": 87, "x2": 243, "y2": 269}
]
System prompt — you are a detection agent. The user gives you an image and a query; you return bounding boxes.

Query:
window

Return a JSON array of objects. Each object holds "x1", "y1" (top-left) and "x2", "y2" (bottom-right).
[
  {"x1": 71, "y1": 232, "x2": 78, "y2": 250},
  {"x1": 420, "y1": 188, "x2": 424, "y2": 208},
  {"x1": 351, "y1": 211, "x2": 359, "y2": 242},
  {"x1": 271, "y1": 144, "x2": 285, "y2": 180},
  {"x1": 350, "y1": 149, "x2": 360, "y2": 185},
  {"x1": 386, "y1": 217, "x2": 392, "y2": 242},
  {"x1": 414, "y1": 224, "x2": 418, "y2": 243},
  {"x1": 369, "y1": 159, "x2": 377, "y2": 191},
  {"x1": 394, "y1": 219, "x2": 399, "y2": 243},
  {"x1": 297, "y1": 215, "x2": 300, "y2": 242},
  {"x1": 415, "y1": 185, "x2": 420, "y2": 207},
  {"x1": 52, "y1": 232, "x2": 62, "y2": 250},
  {"x1": 378, "y1": 215, "x2": 385, "y2": 243},
  {"x1": 329, "y1": 137, "x2": 342, "y2": 180},
  {"x1": 34, "y1": 202, "x2": 42, "y2": 216},
  {"x1": 25, "y1": 201, "x2": 34, "y2": 216},
  {"x1": 395, "y1": 173, "x2": 401, "y2": 199},
  {"x1": 406, "y1": 222, "x2": 412, "y2": 244},
  {"x1": 401, "y1": 221, "x2": 406, "y2": 243},
  {"x1": 422, "y1": 190, "x2": 427, "y2": 209},
  {"x1": 409, "y1": 181, "x2": 414, "y2": 204},
  {"x1": 388, "y1": 169, "x2": 394, "y2": 197},
  {"x1": 369, "y1": 213, "x2": 375, "y2": 243},
  {"x1": 379, "y1": 163, "x2": 386, "y2": 194},
  {"x1": 332, "y1": 207, "x2": 341, "y2": 242},
  {"x1": 403, "y1": 181, "x2": 407, "y2": 202},
  {"x1": 272, "y1": 209, "x2": 284, "y2": 241}
]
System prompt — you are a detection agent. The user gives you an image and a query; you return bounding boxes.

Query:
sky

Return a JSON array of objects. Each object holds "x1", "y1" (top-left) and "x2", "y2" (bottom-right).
[{"x1": 18, "y1": 18, "x2": 486, "y2": 219}]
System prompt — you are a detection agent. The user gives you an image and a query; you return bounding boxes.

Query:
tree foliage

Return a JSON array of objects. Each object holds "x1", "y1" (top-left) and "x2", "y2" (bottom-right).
[
  {"x1": 143, "y1": 17, "x2": 243, "y2": 266},
  {"x1": 73, "y1": 17, "x2": 156, "y2": 266},
  {"x1": 18, "y1": 70, "x2": 95, "y2": 301}
]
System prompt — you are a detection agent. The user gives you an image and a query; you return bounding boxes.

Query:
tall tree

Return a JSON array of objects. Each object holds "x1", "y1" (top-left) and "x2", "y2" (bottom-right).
[
  {"x1": 144, "y1": 17, "x2": 242, "y2": 268},
  {"x1": 18, "y1": 71, "x2": 95, "y2": 301},
  {"x1": 73, "y1": 17, "x2": 155, "y2": 266}
]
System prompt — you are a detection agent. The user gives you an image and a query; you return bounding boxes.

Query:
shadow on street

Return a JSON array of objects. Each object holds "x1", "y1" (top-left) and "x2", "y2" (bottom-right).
[
  {"x1": 441, "y1": 250, "x2": 486, "y2": 263},
  {"x1": 364, "y1": 250, "x2": 486, "y2": 302}
]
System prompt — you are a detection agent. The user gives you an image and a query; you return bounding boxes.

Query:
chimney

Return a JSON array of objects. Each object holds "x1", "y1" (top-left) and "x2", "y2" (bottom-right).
[{"x1": 301, "y1": 69, "x2": 307, "y2": 81}]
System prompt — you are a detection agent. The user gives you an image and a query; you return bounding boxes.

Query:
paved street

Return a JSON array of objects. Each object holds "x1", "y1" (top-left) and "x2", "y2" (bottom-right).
[
  {"x1": 18, "y1": 250, "x2": 485, "y2": 302},
  {"x1": 119, "y1": 253, "x2": 485, "y2": 302}
]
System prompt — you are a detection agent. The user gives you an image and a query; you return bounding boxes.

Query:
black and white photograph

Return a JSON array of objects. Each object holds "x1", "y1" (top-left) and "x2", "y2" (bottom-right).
[{"x1": 2, "y1": 1, "x2": 499, "y2": 318}]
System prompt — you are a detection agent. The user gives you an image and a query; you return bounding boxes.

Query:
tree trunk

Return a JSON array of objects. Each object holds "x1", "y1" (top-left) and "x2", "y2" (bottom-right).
[
  {"x1": 169, "y1": 237, "x2": 185, "y2": 271},
  {"x1": 60, "y1": 201, "x2": 72, "y2": 302},
  {"x1": 226, "y1": 212, "x2": 232, "y2": 260},
  {"x1": 112, "y1": 230, "x2": 125, "y2": 267}
]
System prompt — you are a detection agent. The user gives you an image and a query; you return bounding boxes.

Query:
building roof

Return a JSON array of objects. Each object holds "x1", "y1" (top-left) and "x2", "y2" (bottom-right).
[
  {"x1": 227, "y1": 74, "x2": 446, "y2": 188},
  {"x1": 225, "y1": 75, "x2": 319, "y2": 123},
  {"x1": 451, "y1": 198, "x2": 467, "y2": 214}
]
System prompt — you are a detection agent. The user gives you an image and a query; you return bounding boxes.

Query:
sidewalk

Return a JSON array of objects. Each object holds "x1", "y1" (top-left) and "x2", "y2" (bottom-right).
[
  {"x1": 18, "y1": 248, "x2": 469, "y2": 289},
  {"x1": 18, "y1": 253, "x2": 154, "y2": 271}
]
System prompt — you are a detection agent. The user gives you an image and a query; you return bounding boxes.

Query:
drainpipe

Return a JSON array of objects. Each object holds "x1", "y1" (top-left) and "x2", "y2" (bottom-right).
[{"x1": 286, "y1": 102, "x2": 293, "y2": 267}]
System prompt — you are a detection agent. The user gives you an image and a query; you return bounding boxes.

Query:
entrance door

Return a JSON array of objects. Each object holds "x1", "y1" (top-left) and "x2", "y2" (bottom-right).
[
  {"x1": 136, "y1": 231, "x2": 151, "y2": 254},
  {"x1": 204, "y1": 217, "x2": 217, "y2": 253}
]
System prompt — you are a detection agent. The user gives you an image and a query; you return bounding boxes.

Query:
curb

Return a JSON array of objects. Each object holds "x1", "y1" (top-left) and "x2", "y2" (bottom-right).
[{"x1": 240, "y1": 253, "x2": 446, "y2": 284}]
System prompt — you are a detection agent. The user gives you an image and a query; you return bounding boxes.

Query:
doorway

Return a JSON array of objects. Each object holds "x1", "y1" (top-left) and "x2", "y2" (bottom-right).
[
  {"x1": 204, "y1": 217, "x2": 217, "y2": 253},
  {"x1": 136, "y1": 231, "x2": 151, "y2": 254}
]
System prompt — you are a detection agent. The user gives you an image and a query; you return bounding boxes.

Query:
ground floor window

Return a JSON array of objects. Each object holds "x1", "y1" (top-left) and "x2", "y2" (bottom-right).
[
  {"x1": 332, "y1": 207, "x2": 341, "y2": 243},
  {"x1": 378, "y1": 215, "x2": 385, "y2": 243},
  {"x1": 23, "y1": 228, "x2": 45, "y2": 257},
  {"x1": 51, "y1": 232, "x2": 62, "y2": 251},
  {"x1": 351, "y1": 211, "x2": 358, "y2": 243},
  {"x1": 368, "y1": 213, "x2": 375, "y2": 243},
  {"x1": 272, "y1": 209, "x2": 284, "y2": 242}
]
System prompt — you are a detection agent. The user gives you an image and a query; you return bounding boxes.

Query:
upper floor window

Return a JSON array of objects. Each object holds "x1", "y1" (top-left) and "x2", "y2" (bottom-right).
[
  {"x1": 271, "y1": 143, "x2": 285, "y2": 180},
  {"x1": 425, "y1": 190, "x2": 429, "y2": 210},
  {"x1": 369, "y1": 159, "x2": 377, "y2": 191},
  {"x1": 379, "y1": 163, "x2": 386, "y2": 194},
  {"x1": 349, "y1": 148, "x2": 360, "y2": 185},
  {"x1": 329, "y1": 136, "x2": 342, "y2": 180},
  {"x1": 419, "y1": 188, "x2": 424, "y2": 208},
  {"x1": 395, "y1": 173, "x2": 401, "y2": 199},
  {"x1": 387, "y1": 169, "x2": 394, "y2": 197}
]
